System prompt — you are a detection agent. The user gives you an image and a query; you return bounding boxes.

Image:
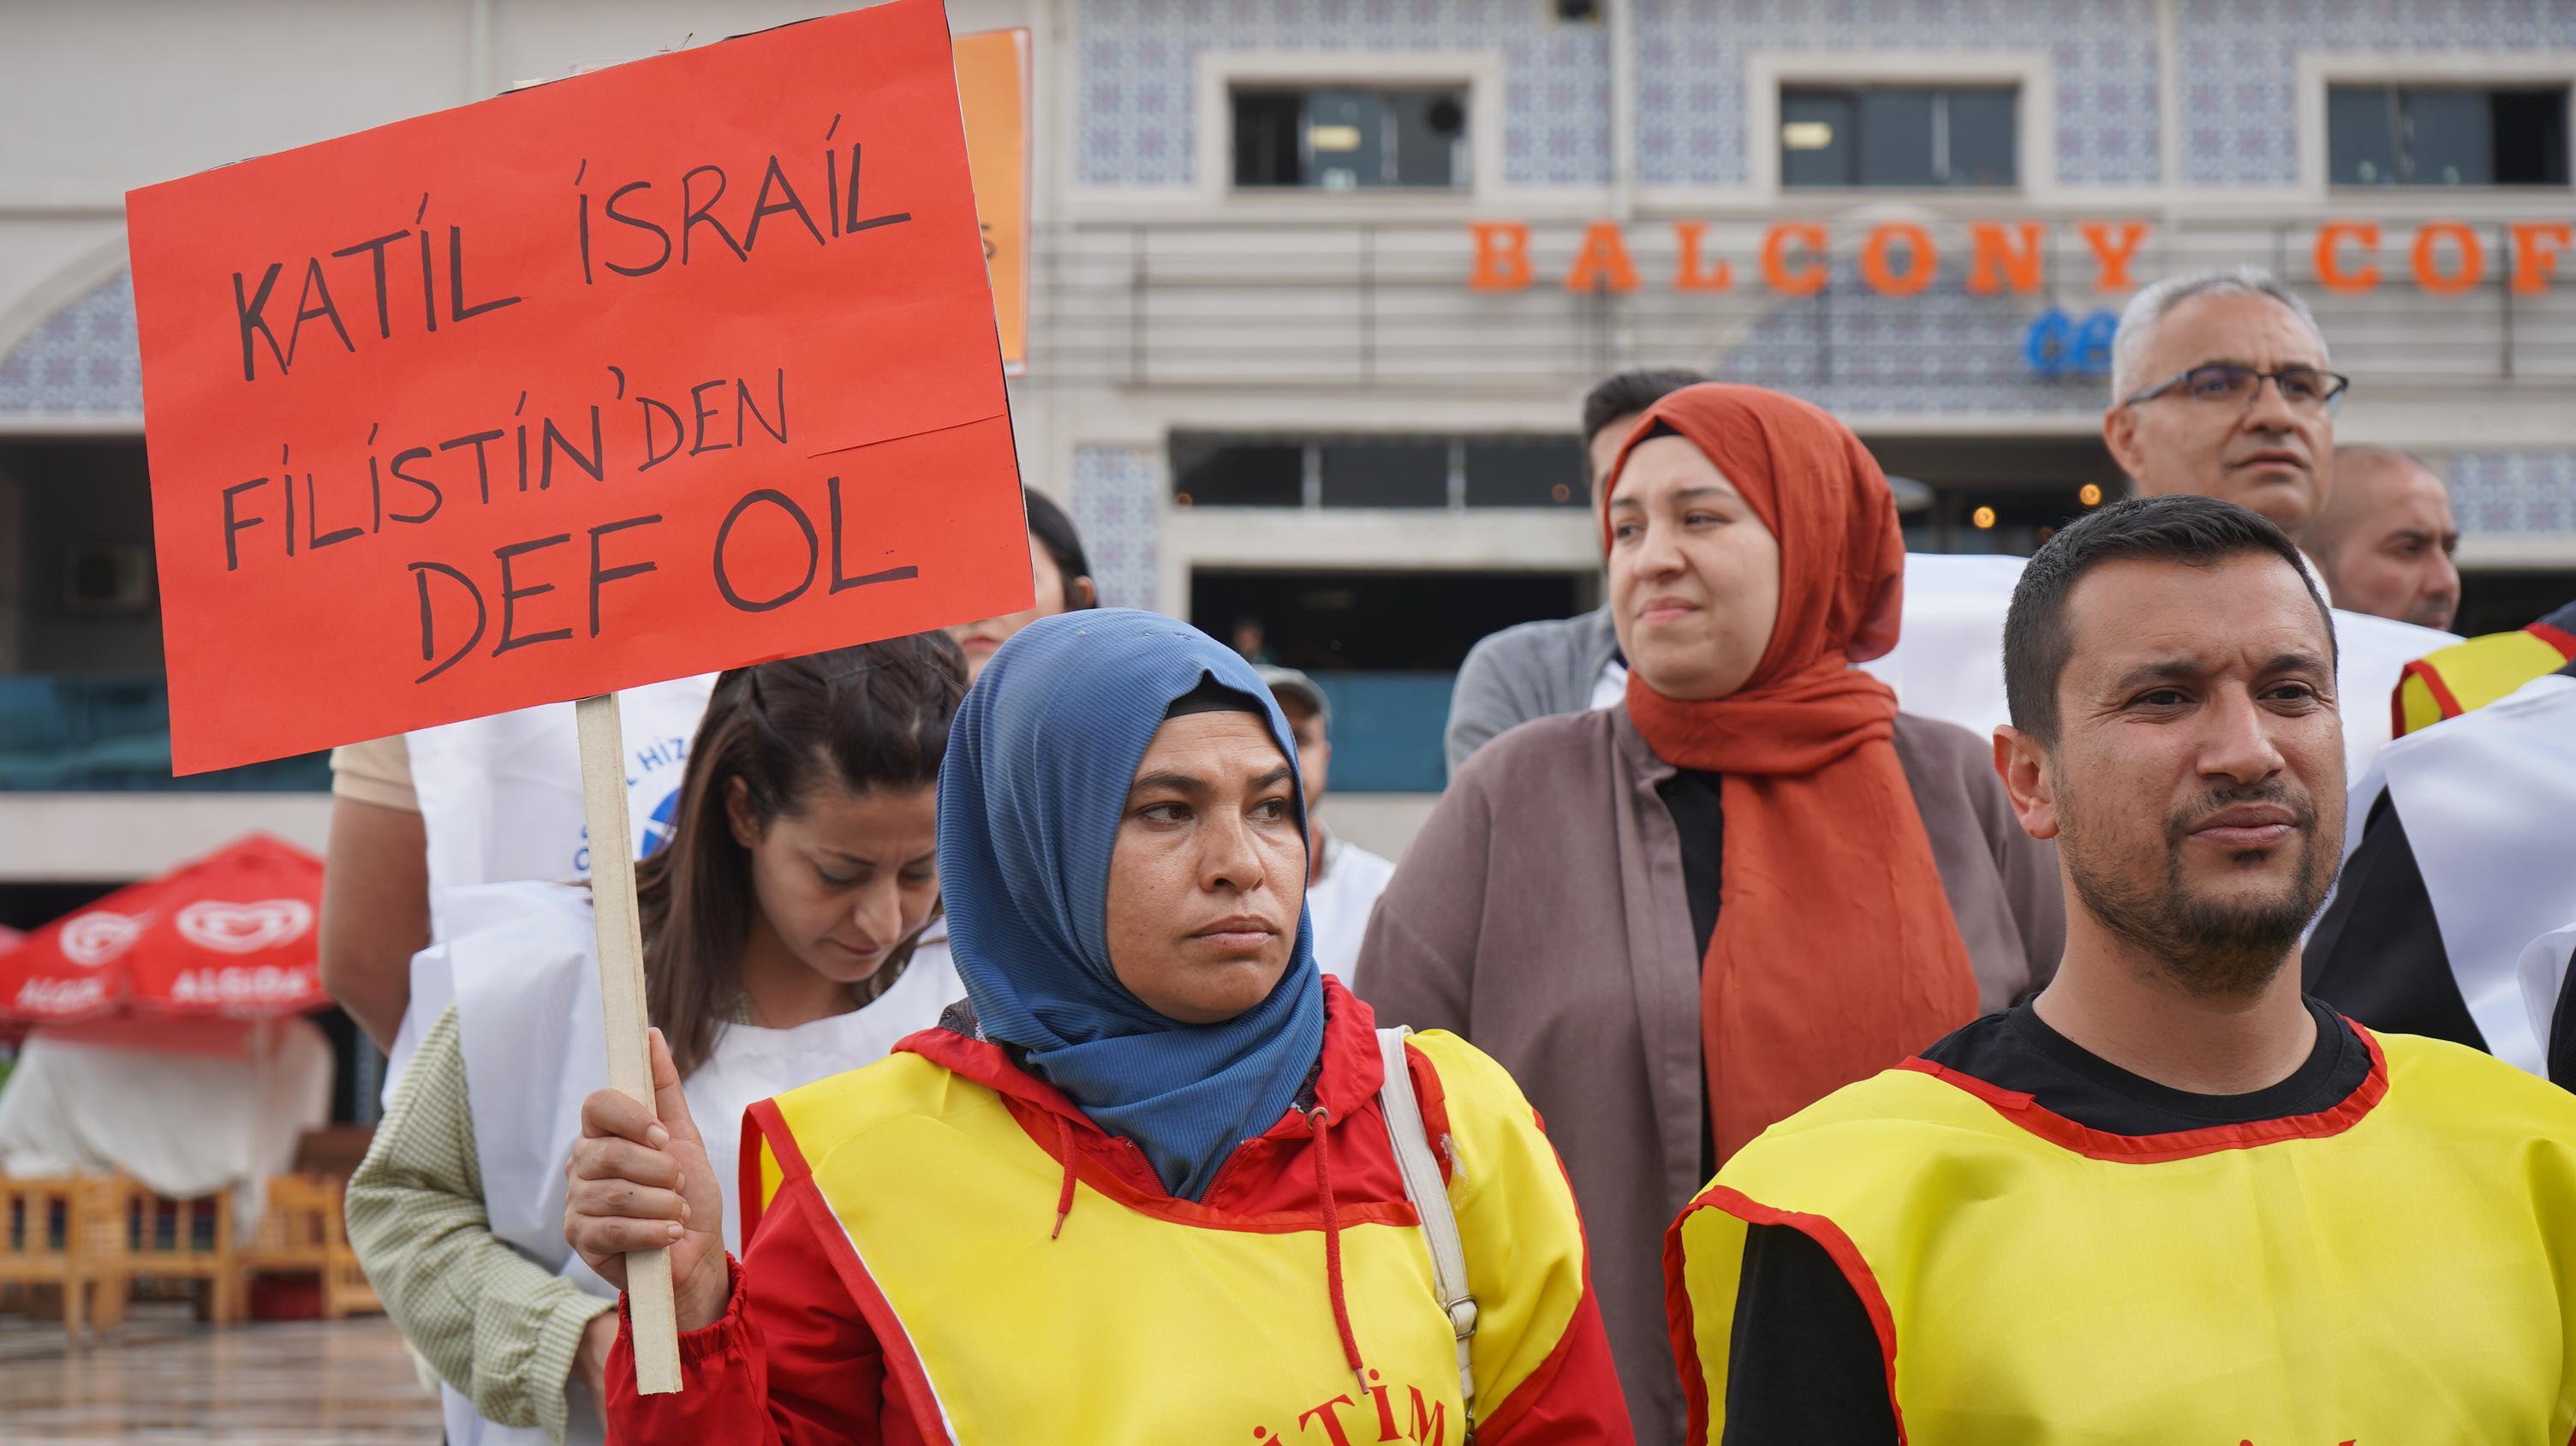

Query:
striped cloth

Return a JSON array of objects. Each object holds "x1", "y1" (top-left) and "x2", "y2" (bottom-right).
[{"x1": 345, "y1": 1004, "x2": 610, "y2": 1443}]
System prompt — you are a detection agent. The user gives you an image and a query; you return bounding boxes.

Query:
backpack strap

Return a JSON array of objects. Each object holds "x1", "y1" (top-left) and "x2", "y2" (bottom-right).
[{"x1": 1376, "y1": 1025, "x2": 1477, "y2": 1434}]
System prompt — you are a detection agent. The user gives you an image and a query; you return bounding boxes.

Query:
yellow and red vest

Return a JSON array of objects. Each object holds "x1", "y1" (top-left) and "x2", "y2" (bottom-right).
[
  {"x1": 1667, "y1": 1026, "x2": 2576, "y2": 1444},
  {"x1": 2393, "y1": 619, "x2": 2576, "y2": 737},
  {"x1": 745, "y1": 1024, "x2": 1601, "y2": 1445}
]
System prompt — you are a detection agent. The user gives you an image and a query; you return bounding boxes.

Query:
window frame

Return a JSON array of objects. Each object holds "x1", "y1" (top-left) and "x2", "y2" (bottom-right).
[
  {"x1": 2322, "y1": 81, "x2": 2570, "y2": 188},
  {"x1": 1195, "y1": 51, "x2": 1503, "y2": 206},
  {"x1": 2299, "y1": 52, "x2": 2576, "y2": 198},
  {"x1": 1747, "y1": 51, "x2": 2054, "y2": 199},
  {"x1": 1227, "y1": 84, "x2": 1476, "y2": 193},
  {"x1": 1777, "y1": 83, "x2": 2024, "y2": 189},
  {"x1": 1166, "y1": 432, "x2": 1587, "y2": 513}
]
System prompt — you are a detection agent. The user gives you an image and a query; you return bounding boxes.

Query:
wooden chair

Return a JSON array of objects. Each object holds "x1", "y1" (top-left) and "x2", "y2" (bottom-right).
[
  {"x1": 237, "y1": 1174, "x2": 380, "y2": 1319},
  {"x1": 78, "y1": 1176, "x2": 238, "y2": 1326},
  {"x1": 289, "y1": 1125, "x2": 376, "y2": 1181},
  {"x1": 0, "y1": 1174, "x2": 86, "y2": 1334}
]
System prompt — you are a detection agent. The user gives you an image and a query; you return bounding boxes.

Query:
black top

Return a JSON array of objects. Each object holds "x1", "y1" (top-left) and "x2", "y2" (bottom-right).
[
  {"x1": 1719, "y1": 997, "x2": 2374, "y2": 1444},
  {"x1": 1659, "y1": 767, "x2": 1726, "y2": 960},
  {"x1": 1657, "y1": 767, "x2": 1726, "y2": 1183},
  {"x1": 2303, "y1": 792, "x2": 2485, "y2": 1050}
]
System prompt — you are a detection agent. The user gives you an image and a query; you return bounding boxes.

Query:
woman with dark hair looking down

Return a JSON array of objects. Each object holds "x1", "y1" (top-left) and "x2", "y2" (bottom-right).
[{"x1": 348, "y1": 634, "x2": 969, "y2": 1446}]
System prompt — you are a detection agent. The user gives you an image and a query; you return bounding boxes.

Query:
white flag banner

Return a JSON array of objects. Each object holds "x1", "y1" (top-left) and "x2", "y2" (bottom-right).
[
  {"x1": 2372, "y1": 673, "x2": 2576, "y2": 1077},
  {"x1": 2520, "y1": 924, "x2": 2575, "y2": 1076},
  {"x1": 1865, "y1": 553, "x2": 2456, "y2": 788}
]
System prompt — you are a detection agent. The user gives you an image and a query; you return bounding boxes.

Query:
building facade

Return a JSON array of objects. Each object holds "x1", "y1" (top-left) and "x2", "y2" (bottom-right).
[{"x1": 5, "y1": 0, "x2": 2574, "y2": 895}]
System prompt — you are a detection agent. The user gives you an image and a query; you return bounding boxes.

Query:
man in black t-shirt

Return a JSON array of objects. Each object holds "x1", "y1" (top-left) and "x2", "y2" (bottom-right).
[{"x1": 1665, "y1": 497, "x2": 2576, "y2": 1444}]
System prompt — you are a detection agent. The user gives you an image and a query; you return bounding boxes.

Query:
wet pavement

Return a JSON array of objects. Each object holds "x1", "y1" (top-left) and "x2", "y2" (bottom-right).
[{"x1": 0, "y1": 1307, "x2": 440, "y2": 1442}]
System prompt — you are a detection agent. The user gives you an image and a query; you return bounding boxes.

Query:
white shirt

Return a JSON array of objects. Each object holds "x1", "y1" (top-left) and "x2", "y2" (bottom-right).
[
  {"x1": 1305, "y1": 832, "x2": 1397, "y2": 987},
  {"x1": 1588, "y1": 658, "x2": 1629, "y2": 711}
]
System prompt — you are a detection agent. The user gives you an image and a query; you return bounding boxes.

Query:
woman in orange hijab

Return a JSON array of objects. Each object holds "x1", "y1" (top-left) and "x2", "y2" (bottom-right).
[{"x1": 1359, "y1": 383, "x2": 2064, "y2": 1443}]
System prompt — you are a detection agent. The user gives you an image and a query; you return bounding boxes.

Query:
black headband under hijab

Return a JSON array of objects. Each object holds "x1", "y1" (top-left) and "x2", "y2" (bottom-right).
[{"x1": 1164, "y1": 676, "x2": 1267, "y2": 720}]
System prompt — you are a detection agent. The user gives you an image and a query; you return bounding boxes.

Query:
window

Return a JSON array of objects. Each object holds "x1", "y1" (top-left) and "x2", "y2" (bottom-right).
[
  {"x1": 1321, "y1": 439, "x2": 1448, "y2": 508},
  {"x1": 2328, "y1": 85, "x2": 2569, "y2": 186},
  {"x1": 1171, "y1": 434, "x2": 1586, "y2": 509},
  {"x1": 1231, "y1": 87, "x2": 1469, "y2": 189},
  {"x1": 1780, "y1": 85, "x2": 2018, "y2": 188},
  {"x1": 1171, "y1": 433, "x2": 1303, "y2": 508},
  {"x1": 1463, "y1": 437, "x2": 1587, "y2": 507}
]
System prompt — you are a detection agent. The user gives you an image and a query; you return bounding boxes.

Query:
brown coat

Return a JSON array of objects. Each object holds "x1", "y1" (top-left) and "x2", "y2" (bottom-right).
[{"x1": 1356, "y1": 705, "x2": 2064, "y2": 1443}]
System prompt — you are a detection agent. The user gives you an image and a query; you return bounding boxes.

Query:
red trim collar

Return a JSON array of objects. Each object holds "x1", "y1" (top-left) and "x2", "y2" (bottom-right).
[
  {"x1": 2526, "y1": 619, "x2": 2576, "y2": 660},
  {"x1": 1899, "y1": 1016, "x2": 2391, "y2": 1164}
]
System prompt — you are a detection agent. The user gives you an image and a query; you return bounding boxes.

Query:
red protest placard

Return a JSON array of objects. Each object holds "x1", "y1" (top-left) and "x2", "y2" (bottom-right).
[{"x1": 126, "y1": 0, "x2": 1029, "y2": 775}]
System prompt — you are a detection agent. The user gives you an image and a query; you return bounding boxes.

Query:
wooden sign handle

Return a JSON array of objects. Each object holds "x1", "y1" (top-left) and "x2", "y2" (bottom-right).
[{"x1": 574, "y1": 693, "x2": 683, "y2": 1395}]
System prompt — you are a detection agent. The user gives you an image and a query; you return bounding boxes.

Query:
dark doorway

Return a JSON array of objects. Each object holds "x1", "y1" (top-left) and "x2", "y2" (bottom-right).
[
  {"x1": 1190, "y1": 568, "x2": 1585, "y2": 672},
  {"x1": 1865, "y1": 433, "x2": 2124, "y2": 556},
  {"x1": 2455, "y1": 570, "x2": 2576, "y2": 639},
  {"x1": 1189, "y1": 568, "x2": 1587, "y2": 792}
]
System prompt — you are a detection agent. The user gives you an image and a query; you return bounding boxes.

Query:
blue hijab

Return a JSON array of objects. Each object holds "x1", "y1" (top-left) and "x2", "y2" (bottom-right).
[{"x1": 939, "y1": 609, "x2": 1327, "y2": 1201}]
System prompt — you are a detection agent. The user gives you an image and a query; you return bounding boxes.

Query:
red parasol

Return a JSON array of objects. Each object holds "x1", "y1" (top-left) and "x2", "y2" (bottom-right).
[
  {"x1": 0, "y1": 927, "x2": 22, "y2": 1048},
  {"x1": 0, "y1": 834, "x2": 328, "y2": 1025}
]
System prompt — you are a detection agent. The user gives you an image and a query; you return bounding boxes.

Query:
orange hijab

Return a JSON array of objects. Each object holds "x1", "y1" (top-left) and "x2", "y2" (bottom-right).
[{"x1": 1601, "y1": 384, "x2": 1978, "y2": 1161}]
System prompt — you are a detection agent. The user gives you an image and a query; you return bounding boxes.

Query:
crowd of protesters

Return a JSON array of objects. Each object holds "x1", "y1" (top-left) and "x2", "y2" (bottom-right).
[{"x1": 334, "y1": 268, "x2": 2576, "y2": 1444}]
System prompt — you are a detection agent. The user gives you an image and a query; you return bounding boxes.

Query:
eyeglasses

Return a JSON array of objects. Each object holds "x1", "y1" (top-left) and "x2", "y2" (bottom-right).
[{"x1": 2122, "y1": 363, "x2": 2352, "y2": 414}]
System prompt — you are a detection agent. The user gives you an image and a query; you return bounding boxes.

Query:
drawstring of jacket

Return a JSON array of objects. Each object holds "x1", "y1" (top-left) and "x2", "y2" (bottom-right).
[
  {"x1": 1050, "y1": 1114, "x2": 1078, "y2": 1240},
  {"x1": 1043, "y1": 1100, "x2": 1368, "y2": 1387},
  {"x1": 1307, "y1": 1105, "x2": 1368, "y2": 1385}
]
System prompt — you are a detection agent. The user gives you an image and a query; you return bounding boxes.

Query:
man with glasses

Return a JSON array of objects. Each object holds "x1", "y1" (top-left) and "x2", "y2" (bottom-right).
[
  {"x1": 2085, "y1": 266, "x2": 2453, "y2": 783},
  {"x1": 2104, "y1": 266, "x2": 2349, "y2": 537}
]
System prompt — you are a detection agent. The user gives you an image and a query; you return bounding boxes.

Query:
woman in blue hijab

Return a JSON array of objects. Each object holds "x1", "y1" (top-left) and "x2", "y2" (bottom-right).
[{"x1": 565, "y1": 611, "x2": 1631, "y2": 1444}]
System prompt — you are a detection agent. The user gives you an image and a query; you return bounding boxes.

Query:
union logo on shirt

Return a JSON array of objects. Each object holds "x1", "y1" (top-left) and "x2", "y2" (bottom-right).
[
  {"x1": 569, "y1": 729, "x2": 693, "y2": 875},
  {"x1": 1254, "y1": 1372, "x2": 1455, "y2": 1446}
]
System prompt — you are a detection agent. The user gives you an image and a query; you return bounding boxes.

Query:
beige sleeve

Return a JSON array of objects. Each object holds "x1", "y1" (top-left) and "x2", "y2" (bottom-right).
[{"x1": 330, "y1": 734, "x2": 419, "y2": 813}]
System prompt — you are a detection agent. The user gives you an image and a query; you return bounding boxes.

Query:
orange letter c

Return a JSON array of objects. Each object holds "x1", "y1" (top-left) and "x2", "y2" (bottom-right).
[
  {"x1": 2313, "y1": 221, "x2": 2381, "y2": 295},
  {"x1": 1762, "y1": 223, "x2": 1828, "y2": 296}
]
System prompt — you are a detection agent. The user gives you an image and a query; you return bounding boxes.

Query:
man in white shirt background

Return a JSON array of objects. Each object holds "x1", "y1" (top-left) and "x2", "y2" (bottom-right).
[{"x1": 1258, "y1": 666, "x2": 1395, "y2": 985}]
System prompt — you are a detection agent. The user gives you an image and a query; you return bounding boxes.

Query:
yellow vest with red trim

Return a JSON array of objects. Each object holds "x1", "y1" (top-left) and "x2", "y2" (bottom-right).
[
  {"x1": 1669, "y1": 1028, "x2": 2576, "y2": 1443},
  {"x1": 2394, "y1": 622, "x2": 2576, "y2": 737},
  {"x1": 754, "y1": 1029, "x2": 1585, "y2": 1445}
]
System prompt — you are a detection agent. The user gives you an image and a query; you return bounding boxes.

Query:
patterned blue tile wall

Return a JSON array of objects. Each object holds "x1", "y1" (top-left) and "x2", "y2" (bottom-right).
[
  {"x1": 1709, "y1": 257, "x2": 2109, "y2": 415},
  {"x1": 0, "y1": 272, "x2": 144, "y2": 417},
  {"x1": 1078, "y1": 0, "x2": 1613, "y2": 186},
  {"x1": 2452, "y1": 451, "x2": 2576, "y2": 535},
  {"x1": 1633, "y1": 0, "x2": 2163, "y2": 186},
  {"x1": 1078, "y1": 0, "x2": 2174, "y2": 191},
  {"x1": 1070, "y1": 444, "x2": 1165, "y2": 608},
  {"x1": 2176, "y1": 0, "x2": 2576, "y2": 185}
]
